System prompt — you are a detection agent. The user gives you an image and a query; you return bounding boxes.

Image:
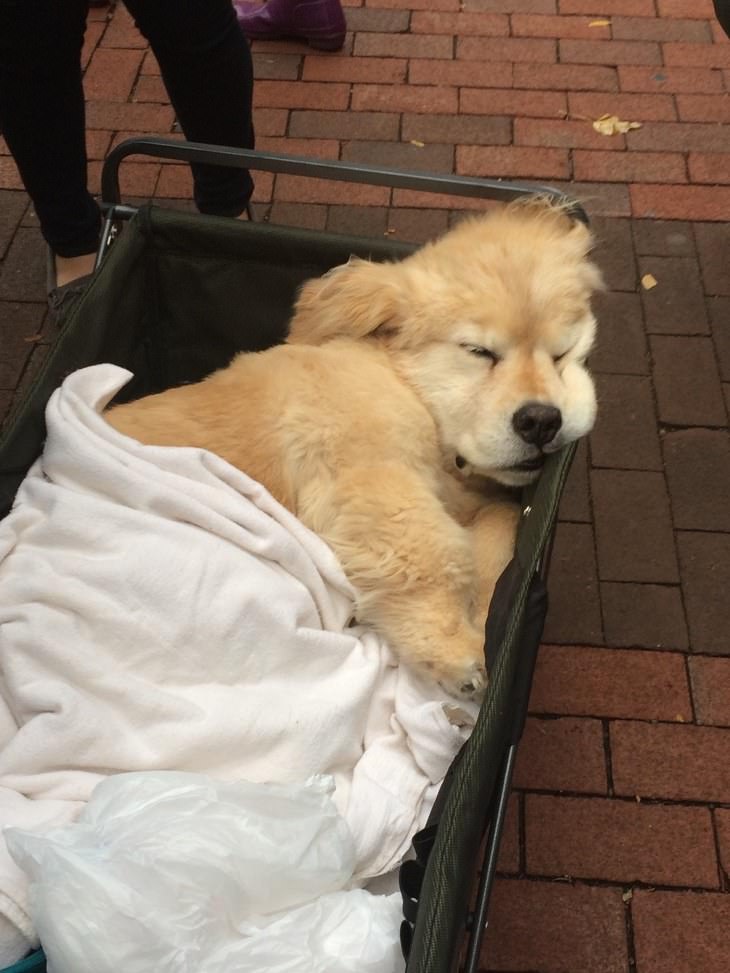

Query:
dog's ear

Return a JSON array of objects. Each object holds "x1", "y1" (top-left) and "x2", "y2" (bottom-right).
[{"x1": 288, "y1": 257, "x2": 404, "y2": 345}]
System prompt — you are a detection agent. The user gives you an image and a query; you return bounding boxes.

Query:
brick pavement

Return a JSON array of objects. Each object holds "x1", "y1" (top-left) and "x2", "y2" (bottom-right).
[{"x1": 0, "y1": 2, "x2": 729, "y2": 971}]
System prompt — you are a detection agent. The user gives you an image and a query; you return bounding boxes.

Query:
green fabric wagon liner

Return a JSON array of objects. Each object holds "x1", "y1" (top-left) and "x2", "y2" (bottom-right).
[{"x1": 0, "y1": 170, "x2": 578, "y2": 973}]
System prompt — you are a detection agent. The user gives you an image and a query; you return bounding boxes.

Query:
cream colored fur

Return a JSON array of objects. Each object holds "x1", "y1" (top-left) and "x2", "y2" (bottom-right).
[{"x1": 106, "y1": 199, "x2": 602, "y2": 698}]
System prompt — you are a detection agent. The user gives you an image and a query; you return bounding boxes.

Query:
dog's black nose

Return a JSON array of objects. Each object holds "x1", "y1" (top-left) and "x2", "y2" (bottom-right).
[{"x1": 512, "y1": 403, "x2": 562, "y2": 447}]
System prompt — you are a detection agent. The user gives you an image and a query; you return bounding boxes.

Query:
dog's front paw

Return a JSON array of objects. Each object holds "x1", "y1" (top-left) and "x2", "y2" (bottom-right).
[{"x1": 439, "y1": 659, "x2": 488, "y2": 701}]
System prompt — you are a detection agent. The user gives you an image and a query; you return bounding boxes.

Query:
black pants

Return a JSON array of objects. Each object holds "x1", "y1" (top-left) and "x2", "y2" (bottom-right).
[
  {"x1": 0, "y1": 0, "x2": 254, "y2": 258},
  {"x1": 715, "y1": 0, "x2": 730, "y2": 36}
]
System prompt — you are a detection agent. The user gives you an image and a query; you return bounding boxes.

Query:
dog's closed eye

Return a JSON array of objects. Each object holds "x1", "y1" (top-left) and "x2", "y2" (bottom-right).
[{"x1": 461, "y1": 344, "x2": 500, "y2": 363}]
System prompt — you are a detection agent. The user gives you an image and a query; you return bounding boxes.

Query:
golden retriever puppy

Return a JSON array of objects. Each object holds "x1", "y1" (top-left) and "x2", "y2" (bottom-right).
[{"x1": 106, "y1": 198, "x2": 602, "y2": 698}]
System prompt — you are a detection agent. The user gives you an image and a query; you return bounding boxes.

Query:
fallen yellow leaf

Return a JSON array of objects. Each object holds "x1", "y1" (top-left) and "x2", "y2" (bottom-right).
[
  {"x1": 409, "y1": 139, "x2": 425, "y2": 148},
  {"x1": 589, "y1": 19, "x2": 611, "y2": 26},
  {"x1": 592, "y1": 113, "x2": 642, "y2": 136},
  {"x1": 622, "y1": 889, "x2": 633, "y2": 903},
  {"x1": 641, "y1": 273, "x2": 658, "y2": 290}
]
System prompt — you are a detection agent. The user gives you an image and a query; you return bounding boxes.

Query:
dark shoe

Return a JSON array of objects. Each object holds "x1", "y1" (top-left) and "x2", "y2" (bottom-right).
[
  {"x1": 234, "y1": 0, "x2": 346, "y2": 51},
  {"x1": 46, "y1": 247, "x2": 95, "y2": 323}
]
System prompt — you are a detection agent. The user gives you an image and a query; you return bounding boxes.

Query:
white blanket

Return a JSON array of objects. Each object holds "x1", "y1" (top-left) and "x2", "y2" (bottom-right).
[{"x1": 0, "y1": 365, "x2": 477, "y2": 959}]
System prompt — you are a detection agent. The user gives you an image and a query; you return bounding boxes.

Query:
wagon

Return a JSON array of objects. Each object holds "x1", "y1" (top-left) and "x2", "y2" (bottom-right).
[{"x1": 0, "y1": 141, "x2": 586, "y2": 973}]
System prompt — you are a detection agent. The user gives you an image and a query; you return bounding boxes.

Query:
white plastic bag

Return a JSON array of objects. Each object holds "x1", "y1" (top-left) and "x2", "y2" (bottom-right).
[{"x1": 6, "y1": 772, "x2": 404, "y2": 973}]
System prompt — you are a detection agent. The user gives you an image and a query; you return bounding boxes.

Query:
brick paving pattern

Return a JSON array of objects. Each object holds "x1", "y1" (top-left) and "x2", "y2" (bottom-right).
[{"x1": 1, "y1": 1, "x2": 729, "y2": 971}]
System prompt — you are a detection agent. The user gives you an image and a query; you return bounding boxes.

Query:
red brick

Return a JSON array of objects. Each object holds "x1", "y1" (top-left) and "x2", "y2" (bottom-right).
[
  {"x1": 112, "y1": 162, "x2": 160, "y2": 200},
  {"x1": 252, "y1": 52, "x2": 301, "y2": 82},
  {"x1": 664, "y1": 42, "x2": 730, "y2": 68},
  {"x1": 631, "y1": 184, "x2": 730, "y2": 221},
  {"x1": 256, "y1": 136, "x2": 340, "y2": 159},
  {"x1": 512, "y1": 13, "x2": 610, "y2": 38},
  {"x1": 353, "y1": 32, "x2": 452, "y2": 59},
  {"x1": 0, "y1": 159, "x2": 26, "y2": 191},
  {"x1": 529, "y1": 645, "x2": 692, "y2": 722},
  {"x1": 366, "y1": 0, "x2": 460, "y2": 8},
  {"x1": 100, "y1": 3, "x2": 147, "y2": 49},
  {"x1": 569, "y1": 90, "x2": 677, "y2": 121},
  {"x1": 154, "y1": 165, "x2": 191, "y2": 200},
  {"x1": 513, "y1": 61, "x2": 618, "y2": 91},
  {"x1": 628, "y1": 120, "x2": 730, "y2": 152},
  {"x1": 611, "y1": 721, "x2": 730, "y2": 803},
  {"x1": 83, "y1": 47, "x2": 144, "y2": 102},
  {"x1": 611, "y1": 16, "x2": 713, "y2": 43},
  {"x1": 140, "y1": 51, "x2": 160, "y2": 76},
  {"x1": 326, "y1": 206, "x2": 388, "y2": 239},
  {"x1": 289, "y1": 109, "x2": 399, "y2": 141},
  {"x1": 407, "y1": 59, "x2": 513, "y2": 87},
  {"x1": 251, "y1": 36, "x2": 353, "y2": 57},
  {"x1": 456, "y1": 145, "x2": 570, "y2": 179},
  {"x1": 84, "y1": 130, "x2": 113, "y2": 162},
  {"x1": 515, "y1": 117, "x2": 627, "y2": 150},
  {"x1": 559, "y1": 0, "x2": 654, "y2": 12},
  {"x1": 677, "y1": 93, "x2": 730, "y2": 122},
  {"x1": 81, "y1": 20, "x2": 105, "y2": 71},
  {"x1": 689, "y1": 657, "x2": 730, "y2": 727},
  {"x1": 445, "y1": 0, "x2": 556, "y2": 9},
  {"x1": 302, "y1": 55, "x2": 407, "y2": 83},
  {"x1": 497, "y1": 794, "x2": 520, "y2": 873},
  {"x1": 591, "y1": 372, "x2": 663, "y2": 470},
  {"x1": 696, "y1": 222, "x2": 730, "y2": 295},
  {"x1": 657, "y1": 0, "x2": 715, "y2": 14},
  {"x1": 391, "y1": 188, "x2": 493, "y2": 211},
  {"x1": 253, "y1": 80, "x2": 350, "y2": 110},
  {"x1": 268, "y1": 202, "x2": 327, "y2": 232},
  {"x1": 252, "y1": 172, "x2": 275, "y2": 205},
  {"x1": 84, "y1": 101, "x2": 174, "y2": 132},
  {"x1": 633, "y1": 890, "x2": 730, "y2": 973},
  {"x1": 246, "y1": 108, "x2": 285, "y2": 137},
  {"x1": 352, "y1": 83, "x2": 457, "y2": 114},
  {"x1": 544, "y1": 191, "x2": 629, "y2": 225},
  {"x1": 483, "y1": 879, "x2": 628, "y2": 973},
  {"x1": 513, "y1": 717, "x2": 608, "y2": 793},
  {"x1": 344, "y1": 7, "x2": 409, "y2": 33},
  {"x1": 651, "y1": 336, "x2": 726, "y2": 423},
  {"x1": 712, "y1": 19, "x2": 730, "y2": 42},
  {"x1": 459, "y1": 87, "x2": 566, "y2": 117},
  {"x1": 560, "y1": 39, "x2": 662, "y2": 65},
  {"x1": 689, "y1": 152, "x2": 730, "y2": 183},
  {"x1": 402, "y1": 113, "x2": 511, "y2": 145},
  {"x1": 275, "y1": 175, "x2": 390, "y2": 207},
  {"x1": 573, "y1": 149, "x2": 687, "y2": 183},
  {"x1": 526, "y1": 795, "x2": 719, "y2": 887},
  {"x1": 618, "y1": 65, "x2": 725, "y2": 93},
  {"x1": 678, "y1": 532, "x2": 730, "y2": 656},
  {"x1": 380, "y1": 208, "x2": 450, "y2": 246},
  {"x1": 133, "y1": 76, "x2": 166, "y2": 103},
  {"x1": 341, "y1": 139, "x2": 453, "y2": 173},
  {"x1": 457, "y1": 36, "x2": 557, "y2": 62},
  {"x1": 410, "y1": 11, "x2": 509, "y2": 34}
]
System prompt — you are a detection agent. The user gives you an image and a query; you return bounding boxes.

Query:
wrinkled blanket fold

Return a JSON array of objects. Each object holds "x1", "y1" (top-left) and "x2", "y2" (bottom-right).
[{"x1": 0, "y1": 365, "x2": 477, "y2": 959}]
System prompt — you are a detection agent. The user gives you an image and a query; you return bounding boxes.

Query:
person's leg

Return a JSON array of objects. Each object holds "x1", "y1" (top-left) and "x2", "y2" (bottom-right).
[
  {"x1": 714, "y1": 0, "x2": 730, "y2": 37},
  {"x1": 0, "y1": 0, "x2": 101, "y2": 279},
  {"x1": 124, "y1": 0, "x2": 255, "y2": 217}
]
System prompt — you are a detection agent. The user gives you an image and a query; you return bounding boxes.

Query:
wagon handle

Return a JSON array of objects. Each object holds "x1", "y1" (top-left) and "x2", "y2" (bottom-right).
[{"x1": 101, "y1": 136, "x2": 588, "y2": 222}]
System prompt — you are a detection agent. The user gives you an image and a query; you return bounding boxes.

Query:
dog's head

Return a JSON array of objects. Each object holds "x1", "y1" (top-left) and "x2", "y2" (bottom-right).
[{"x1": 289, "y1": 198, "x2": 603, "y2": 487}]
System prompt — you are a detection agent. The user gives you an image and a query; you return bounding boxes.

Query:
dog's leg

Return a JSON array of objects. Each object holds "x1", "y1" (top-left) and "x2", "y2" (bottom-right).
[
  {"x1": 301, "y1": 465, "x2": 487, "y2": 699},
  {"x1": 468, "y1": 499, "x2": 521, "y2": 618}
]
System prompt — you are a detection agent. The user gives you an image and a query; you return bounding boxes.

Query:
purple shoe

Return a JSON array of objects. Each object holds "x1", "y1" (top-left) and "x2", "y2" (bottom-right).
[{"x1": 234, "y1": 0, "x2": 346, "y2": 51}]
